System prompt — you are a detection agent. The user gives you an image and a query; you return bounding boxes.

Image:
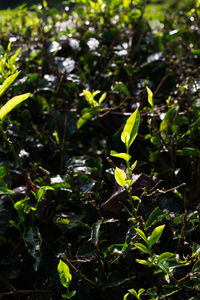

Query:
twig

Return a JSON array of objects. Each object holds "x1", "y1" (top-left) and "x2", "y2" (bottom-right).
[{"x1": 60, "y1": 255, "x2": 99, "y2": 289}]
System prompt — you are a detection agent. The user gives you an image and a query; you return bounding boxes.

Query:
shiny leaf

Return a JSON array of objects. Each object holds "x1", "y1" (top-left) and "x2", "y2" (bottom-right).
[{"x1": 0, "y1": 93, "x2": 30, "y2": 120}]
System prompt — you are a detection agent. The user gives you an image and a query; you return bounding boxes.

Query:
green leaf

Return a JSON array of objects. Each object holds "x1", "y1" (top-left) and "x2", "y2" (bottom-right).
[
  {"x1": 123, "y1": 293, "x2": 130, "y2": 300},
  {"x1": 62, "y1": 290, "x2": 76, "y2": 298},
  {"x1": 192, "y1": 260, "x2": 200, "y2": 273},
  {"x1": 157, "y1": 252, "x2": 174, "y2": 263},
  {"x1": 0, "y1": 93, "x2": 30, "y2": 120},
  {"x1": 110, "y1": 150, "x2": 131, "y2": 162},
  {"x1": 0, "y1": 187, "x2": 14, "y2": 195},
  {"x1": 138, "y1": 289, "x2": 145, "y2": 298},
  {"x1": 127, "y1": 288, "x2": 138, "y2": 297},
  {"x1": 14, "y1": 197, "x2": 30, "y2": 224},
  {"x1": 148, "y1": 225, "x2": 165, "y2": 249},
  {"x1": 192, "y1": 49, "x2": 200, "y2": 56},
  {"x1": 134, "y1": 243, "x2": 150, "y2": 254},
  {"x1": 145, "y1": 207, "x2": 164, "y2": 228},
  {"x1": 23, "y1": 226, "x2": 42, "y2": 271},
  {"x1": 0, "y1": 167, "x2": 8, "y2": 178},
  {"x1": 114, "y1": 167, "x2": 127, "y2": 187},
  {"x1": 146, "y1": 86, "x2": 153, "y2": 108},
  {"x1": 36, "y1": 186, "x2": 54, "y2": 203},
  {"x1": 0, "y1": 71, "x2": 21, "y2": 98},
  {"x1": 131, "y1": 160, "x2": 137, "y2": 171},
  {"x1": 135, "y1": 228, "x2": 148, "y2": 244},
  {"x1": 57, "y1": 259, "x2": 72, "y2": 288},
  {"x1": 113, "y1": 82, "x2": 130, "y2": 97},
  {"x1": 91, "y1": 219, "x2": 102, "y2": 246},
  {"x1": 136, "y1": 259, "x2": 152, "y2": 267},
  {"x1": 192, "y1": 242, "x2": 200, "y2": 257},
  {"x1": 77, "y1": 108, "x2": 102, "y2": 129},
  {"x1": 121, "y1": 108, "x2": 140, "y2": 147},
  {"x1": 99, "y1": 92, "x2": 107, "y2": 104}
]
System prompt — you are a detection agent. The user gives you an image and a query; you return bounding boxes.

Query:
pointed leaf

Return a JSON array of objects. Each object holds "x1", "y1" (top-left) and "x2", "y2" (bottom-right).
[
  {"x1": 57, "y1": 259, "x2": 72, "y2": 288},
  {"x1": 23, "y1": 226, "x2": 42, "y2": 271},
  {"x1": 99, "y1": 92, "x2": 107, "y2": 104},
  {"x1": 121, "y1": 108, "x2": 140, "y2": 147},
  {"x1": 127, "y1": 288, "x2": 138, "y2": 297},
  {"x1": 91, "y1": 219, "x2": 102, "y2": 246},
  {"x1": 110, "y1": 150, "x2": 131, "y2": 162},
  {"x1": 136, "y1": 259, "x2": 152, "y2": 267},
  {"x1": 36, "y1": 186, "x2": 54, "y2": 203},
  {"x1": 134, "y1": 243, "x2": 150, "y2": 254},
  {"x1": 114, "y1": 167, "x2": 127, "y2": 187},
  {"x1": 135, "y1": 228, "x2": 148, "y2": 244},
  {"x1": 131, "y1": 160, "x2": 137, "y2": 170},
  {"x1": 157, "y1": 252, "x2": 174, "y2": 263},
  {"x1": 148, "y1": 225, "x2": 165, "y2": 249},
  {"x1": 146, "y1": 86, "x2": 153, "y2": 108},
  {"x1": 0, "y1": 71, "x2": 21, "y2": 97},
  {"x1": 0, "y1": 93, "x2": 30, "y2": 120},
  {"x1": 0, "y1": 187, "x2": 14, "y2": 195}
]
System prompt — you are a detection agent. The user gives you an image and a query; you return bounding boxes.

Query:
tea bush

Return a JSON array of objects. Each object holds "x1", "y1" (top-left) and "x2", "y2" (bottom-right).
[{"x1": 0, "y1": 1, "x2": 200, "y2": 299}]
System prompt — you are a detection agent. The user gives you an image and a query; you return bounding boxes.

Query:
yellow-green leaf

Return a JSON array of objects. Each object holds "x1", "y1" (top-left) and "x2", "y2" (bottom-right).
[
  {"x1": 146, "y1": 86, "x2": 153, "y2": 108},
  {"x1": 121, "y1": 108, "x2": 140, "y2": 147},
  {"x1": 57, "y1": 259, "x2": 72, "y2": 288},
  {"x1": 0, "y1": 93, "x2": 30, "y2": 120},
  {"x1": 114, "y1": 167, "x2": 127, "y2": 187},
  {"x1": 110, "y1": 150, "x2": 131, "y2": 162},
  {"x1": 0, "y1": 71, "x2": 21, "y2": 98},
  {"x1": 148, "y1": 225, "x2": 165, "y2": 249},
  {"x1": 99, "y1": 92, "x2": 107, "y2": 104}
]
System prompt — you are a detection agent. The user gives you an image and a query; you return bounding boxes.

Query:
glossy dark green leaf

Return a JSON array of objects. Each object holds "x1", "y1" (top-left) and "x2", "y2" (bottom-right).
[
  {"x1": 145, "y1": 207, "x2": 164, "y2": 228},
  {"x1": 91, "y1": 219, "x2": 102, "y2": 246},
  {"x1": 192, "y1": 243, "x2": 200, "y2": 257},
  {"x1": 23, "y1": 226, "x2": 42, "y2": 271},
  {"x1": 113, "y1": 83, "x2": 130, "y2": 97}
]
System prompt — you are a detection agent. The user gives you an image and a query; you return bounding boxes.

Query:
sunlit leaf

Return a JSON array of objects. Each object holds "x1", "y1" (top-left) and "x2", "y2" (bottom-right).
[
  {"x1": 157, "y1": 252, "x2": 174, "y2": 263},
  {"x1": 99, "y1": 92, "x2": 107, "y2": 104},
  {"x1": 148, "y1": 225, "x2": 165, "y2": 249},
  {"x1": 62, "y1": 290, "x2": 76, "y2": 298},
  {"x1": 136, "y1": 259, "x2": 152, "y2": 267},
  {"x1": 0, "y1": 93, "x2": 30, "y2": 120},
  {"x1": 135, "y1": 228, "x2": 148, "y2": 244},
  {"x1": 131, "y1": 160, "x2": 137, "y2": 170},
  {"x1": 36, "y1": 186, "x2": 54, "y2": 203},
  {"x1": 134, "y1": 243, "x2": 150, "y2": 254},
  {"x1": 121, "y1": 108, "x2": 140, "y2": 147},
  {"x1": 146, "y1": 86, "x2": 153, "y2": 108},
  {"x1": 0, "y1": 187, "x2": 14, "y2": 195},
  {"x1": 110, "y1": 150, "x2": 131, "y2": 162},
  {"x1": 0, "y1": 71, "x2": 21, "y2": 98},
  {"x1": 114, "y1": 167, "x2": 127, "y2": 187},
  {"x1": 57, "y1": 259, "x2": 72, "y2": 288}
]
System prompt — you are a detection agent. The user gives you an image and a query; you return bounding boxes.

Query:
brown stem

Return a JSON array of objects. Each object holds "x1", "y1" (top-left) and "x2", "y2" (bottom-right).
[{"x1": 60, "y1": 255, "x2": 99, "y2": 289}]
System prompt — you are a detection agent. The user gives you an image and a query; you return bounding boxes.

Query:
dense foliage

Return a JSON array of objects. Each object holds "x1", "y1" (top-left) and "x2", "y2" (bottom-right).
[{"x1": 0, "y1": 0, "x2": 200, "y2": 299}]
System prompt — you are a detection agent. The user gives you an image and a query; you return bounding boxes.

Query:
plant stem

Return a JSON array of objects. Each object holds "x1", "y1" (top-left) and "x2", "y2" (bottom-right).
[{"x1": 0, "y1": 122, "x2": 23, "y2": 171}]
